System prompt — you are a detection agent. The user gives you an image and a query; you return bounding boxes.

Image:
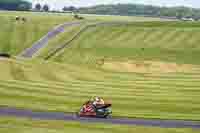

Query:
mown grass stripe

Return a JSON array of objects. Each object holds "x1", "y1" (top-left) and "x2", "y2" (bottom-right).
[
  {"x1": 0, "y1": 82, "x2": 200, "y2": 104},
  {"x1": 2, "y1": 78, "x2": 200, "y2": 91}
]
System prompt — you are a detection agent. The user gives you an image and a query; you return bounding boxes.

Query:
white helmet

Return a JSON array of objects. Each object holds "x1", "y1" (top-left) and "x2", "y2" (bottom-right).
[{"x1": 95, "y1": 97, "x2": 100, "y2": 102}]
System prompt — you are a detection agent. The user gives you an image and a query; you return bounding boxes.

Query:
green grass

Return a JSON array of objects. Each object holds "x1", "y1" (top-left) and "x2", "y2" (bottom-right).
[
  {"x1": 0, "y1": 11, "x2": 167, "y2": 56},
  {"x1": 0, "y1": 117, "x2": 199, "y2": 133},
  {"x1": 0, "y1": 11, "x2": 74, "y2": 55},
  {"x1": 81, "y1": 14, "x2": 172, "y2": 22},
  {"x1": 0, "y1": 59, "x2": 200, "y2": 120},
  {"x1": 52, "y1": 22, "x2": 200, "y2": 65},
  {"x1": 1, "y1": 11, "x2": 200, "y2": 129}
]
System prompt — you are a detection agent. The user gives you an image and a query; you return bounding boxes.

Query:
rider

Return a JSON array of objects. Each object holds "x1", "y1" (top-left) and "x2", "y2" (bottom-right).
[
  {"x1": 82, "y1": 97, "x2": 104, "y2": 113},
  {"x1": 81, "y1": 101, "x2": 94, "y2": 113},
  {"x1": 91, "y1": 96, "x2": 105, "y2": 108}
]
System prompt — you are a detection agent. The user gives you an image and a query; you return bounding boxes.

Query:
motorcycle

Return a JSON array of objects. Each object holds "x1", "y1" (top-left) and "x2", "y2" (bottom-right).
[{"x1": 77, "y1": 99, "x2": 112, "y2": 118}]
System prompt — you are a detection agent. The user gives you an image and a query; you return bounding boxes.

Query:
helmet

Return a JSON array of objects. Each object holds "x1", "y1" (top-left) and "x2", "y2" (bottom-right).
[{"x1": 95, "y1": 97, "x2": 100, "y2": 102}]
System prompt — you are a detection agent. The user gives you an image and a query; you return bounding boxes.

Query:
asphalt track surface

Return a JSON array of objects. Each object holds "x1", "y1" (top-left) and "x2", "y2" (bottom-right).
[
  {"x1": 18, "y1": 21, "x2": 82, "y2": 58},
  {"x1": 0, "y1": 107, "x2": 200, "y2": 129}
]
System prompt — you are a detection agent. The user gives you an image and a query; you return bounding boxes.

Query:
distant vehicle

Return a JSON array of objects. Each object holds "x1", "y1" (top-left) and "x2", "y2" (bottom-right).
[
  {"x1": 15, "y1": 16, "x2": 27, "y2": 22},
  {"x1": 0, "y1": 53, "x2": 11, "y2": 58},
  {"x1": 180, "y1": 17, "x2": 194, "y2": 21},
  {"x1": 22, "y1": 17, "x2": 27, "y2": 22},
  {"x1": 77, "y1": 97, "x2": 112, "y2": 118},
  {"x1": 15, "y1": 16, "x2": 20, "y2": 21}
]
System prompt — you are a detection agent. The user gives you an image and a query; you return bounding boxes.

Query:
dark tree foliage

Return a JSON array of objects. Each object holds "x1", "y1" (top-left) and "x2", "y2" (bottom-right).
[
  {"x1": 0, "y1": 0, "x2": 31, "y2": 11},
  {"x1": 68, "y1": 6, "x2": 76, "y2": 11},
  {"x1": 35, "y1": 3, "x2": 41, "y2": 11},
  {"x1": 62, "y1": 6, "x2": 68, "y2": 11},
  {"x1": 78, "y1": 4, "x2": 200, "y2": 20},
  {"x1": 62, "y1": 6, "x2": 77, "y2": 11},
  {"x1": 43, "y1": 4, "x2": 49, "y2": 12},
  {"x1": 17, "y1": 3, "x2": 31, "y2": 11}
]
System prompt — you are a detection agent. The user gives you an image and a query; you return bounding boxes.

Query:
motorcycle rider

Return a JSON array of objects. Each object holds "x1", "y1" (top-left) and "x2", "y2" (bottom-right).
[
  {"x1": 82, "y1": 101, "x2": 95, "y2": 113},
  {"x1": 79, "y1": 97, "x2": 112, "y2": 118},
  {"x1": 81, "y1": 97, "x2": 104, "y2": 113},
  {"x1": 91, "y1": 96, "x2": 105, "y2": 108}
]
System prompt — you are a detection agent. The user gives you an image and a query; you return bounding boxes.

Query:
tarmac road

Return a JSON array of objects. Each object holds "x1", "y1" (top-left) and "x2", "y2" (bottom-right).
[
  {"x1": 18, "y1": 21, "x2": 82, "y2": 58},
  {"x1": 0, "y1": 107, "x2": 200, "y2": 129}
]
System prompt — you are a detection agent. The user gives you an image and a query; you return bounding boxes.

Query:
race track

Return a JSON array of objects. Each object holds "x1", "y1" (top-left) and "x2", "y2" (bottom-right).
[
  {"x1": 0, "y1": 107, "x2": 200, "y2": 129},
  {"x1": 18, "y1": 21, "x2": 82, "y2": 58}
]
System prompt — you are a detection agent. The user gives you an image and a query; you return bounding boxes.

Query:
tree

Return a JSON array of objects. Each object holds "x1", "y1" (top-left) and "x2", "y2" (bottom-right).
[
  {"x1": 17, "y1": 3, "x2": 29, "y2": 11},
  {"x1": 35, "y1": 3, "x2": 41, "y2": 11},
  {"x1": 176, "y1": 12, "x2": 184, "y2": 19},
  {"x1": 62, "y1": 6, "x2": 76, "y2": 12},
  {"x1": 62, "y1": 6, "x2": 68, "y2": 11},
  {"x1": 69, "y1": 6, "x2": 76, "y2": 11},
  {"x1": 43, "y1": 4, "x2": 49, "y2": 12},
  {"x1": 0, "y1": 0, "x2": 31, "y2": 11},
  {"x1": 78, "y1": 4, "x2": 200, "y2": 19}
]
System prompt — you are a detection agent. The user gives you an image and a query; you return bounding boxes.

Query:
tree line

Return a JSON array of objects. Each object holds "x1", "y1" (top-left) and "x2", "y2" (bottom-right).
[
  {"x1": 0, "y1": 0, "x2": 31, "y2": 11},
  {"x1": 34, "y1": 3, "x2": 49, "y2": 12},
  {"x1": 78, "y1": 4, "x2": 200, "y2": 20},
  {"x1": 1, "y1": 0, "x2": 200, "y2": 20}
]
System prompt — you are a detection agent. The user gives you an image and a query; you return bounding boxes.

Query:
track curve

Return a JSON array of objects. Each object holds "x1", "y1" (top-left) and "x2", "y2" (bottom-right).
[
  {"x1": 44, "y1": 22, "x2": 132, "y2": 60},
  {"x1": 0, "y1": 107, "x2": 200, "y2": 129},
  {"x1": 18, "y1": 21, "x2": 82, "y2": 58}
]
